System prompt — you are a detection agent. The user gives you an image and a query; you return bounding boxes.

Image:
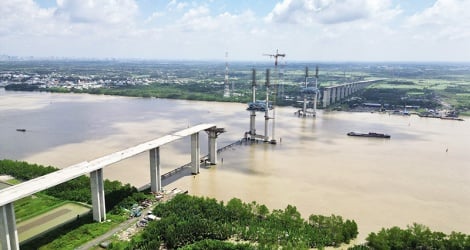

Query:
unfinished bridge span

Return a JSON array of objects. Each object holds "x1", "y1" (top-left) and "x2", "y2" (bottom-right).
[
  {"x1": 322, "y1": 80, "x2": 382, "y2": 107},
  {"x1": 0, "y1": 123, "x2": 224, "y2": 250}
]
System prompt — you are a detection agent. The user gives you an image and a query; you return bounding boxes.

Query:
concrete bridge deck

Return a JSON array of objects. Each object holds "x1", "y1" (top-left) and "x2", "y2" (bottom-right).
[
  {"x1": 0, "y1": 123, "x2": 215, "y2": 206},
  {"x1": 0, "y1": 123, "x2": 222, "y2": 250}
]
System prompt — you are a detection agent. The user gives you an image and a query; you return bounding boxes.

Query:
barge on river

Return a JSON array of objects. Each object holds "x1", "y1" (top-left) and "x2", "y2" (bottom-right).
[{"x1": 347, "y1": 132, "x2": 391, "y2": 139}]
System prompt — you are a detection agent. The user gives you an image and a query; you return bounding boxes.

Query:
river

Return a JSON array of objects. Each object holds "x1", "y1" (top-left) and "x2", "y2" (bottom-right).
[{"x1": 1, "y1": 88, "x2": 469, "y2": 241}]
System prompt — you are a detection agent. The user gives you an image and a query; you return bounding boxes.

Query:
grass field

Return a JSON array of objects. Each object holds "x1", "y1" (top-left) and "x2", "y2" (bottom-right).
[
  {"x1": 15, "y1": 194, "x2": 66, "y2": 222},
  {"x1": 17, "y1": 202, "x2": 91, "y2": 243}
]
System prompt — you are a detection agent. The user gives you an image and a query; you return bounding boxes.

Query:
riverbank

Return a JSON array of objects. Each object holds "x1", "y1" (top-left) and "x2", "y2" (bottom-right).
[
  {"x1": 2, "y1": 91, "x2": 469, "y2": 243},
  {"x1": 0, "y1": 174, "x2": 14, "y2": 182}
]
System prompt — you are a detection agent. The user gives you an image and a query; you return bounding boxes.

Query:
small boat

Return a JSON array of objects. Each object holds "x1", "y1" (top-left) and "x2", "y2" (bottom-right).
[
  {"x1": 347, "y1": 132, "x2": 390, "y2": 138},
  {"x1": 16, "y1": 129, "x2": 26, "y2": 132}
]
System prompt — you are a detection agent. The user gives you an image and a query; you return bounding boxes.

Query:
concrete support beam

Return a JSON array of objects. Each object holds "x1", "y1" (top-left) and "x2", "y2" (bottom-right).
[
  {"x1": 323, "y1": 89, "x2": 329, "y2": 108},
  {"x1": 90, "y1": 169, "x2": 106, "y2": 222},
  {"x1": 208, "y1": 130, "x2": 217, "y2": 165},
  {"x1": 149, "y1": 147, "x2": 162, "y2": 192},
  {"x1": 249, "y1": 111, "x2": 256, "y2": 138},
  {"x1": 191, "y1": 132, "x2": 200, "y2": 174},
  {"x1": 0, "y1": 203, "x2": 19, "y2": 250},
  {"x1": 331, "y1": 87, "x2": 337, "y2": 104}
]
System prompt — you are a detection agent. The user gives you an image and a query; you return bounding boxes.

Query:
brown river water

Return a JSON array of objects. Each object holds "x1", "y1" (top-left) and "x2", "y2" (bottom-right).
[{"x1": 1, "y1": 89, "x2": 469, "y2": 241}]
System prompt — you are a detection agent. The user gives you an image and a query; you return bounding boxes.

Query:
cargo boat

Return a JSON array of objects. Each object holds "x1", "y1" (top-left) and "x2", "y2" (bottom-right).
[{"x1": 347, "y1": 132, "x2": 390, "y2": 138}]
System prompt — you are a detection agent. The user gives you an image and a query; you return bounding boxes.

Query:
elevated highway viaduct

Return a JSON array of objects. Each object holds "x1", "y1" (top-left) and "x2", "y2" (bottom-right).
[
  {"x1": 0, "y1": 123, "x2": 224, "y2": 250},
  {"x1": 322, "y1": 79, "x2": 384, "y2": 108}
]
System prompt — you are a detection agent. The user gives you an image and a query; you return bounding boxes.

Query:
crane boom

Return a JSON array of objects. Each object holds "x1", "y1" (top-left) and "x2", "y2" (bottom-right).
[{"x1": 263, "y1": 49, "x2": 285, "y2": 66}]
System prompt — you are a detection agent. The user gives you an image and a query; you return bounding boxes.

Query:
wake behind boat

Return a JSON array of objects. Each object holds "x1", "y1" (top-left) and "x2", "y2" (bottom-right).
[{"x1": 347, "y1": 132, "x2": 391, "y2": 138}]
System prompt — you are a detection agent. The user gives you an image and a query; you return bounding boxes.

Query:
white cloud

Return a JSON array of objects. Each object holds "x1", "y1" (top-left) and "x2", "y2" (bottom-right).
[
  {"x1": 145, "y1": 11, "x2": 164, "y2": 23},
  {"x1": 406, "y1": 0, "x2": 470, "y2": 41},
  {"x1": 176, "y1": 2, "x2": 188, "y2": 10},
  {"x1": 0, "y1": 0, "x2": 56, "y2": 36},
  {"x1": 0, "y1": 0, "x2": 469, "y2": 61},
  {"x1": 265, "y1": 0, "x2": 400, "y2": 25},
  {"x1": 54, "y1": 0, "x2": 138, "y2": 24},
  {"x1": 175, "y1": 6, "x2": 255, "y2": 33},
  {"x1": 166, "y1": 0, "x2": 188, "y2": 11}
]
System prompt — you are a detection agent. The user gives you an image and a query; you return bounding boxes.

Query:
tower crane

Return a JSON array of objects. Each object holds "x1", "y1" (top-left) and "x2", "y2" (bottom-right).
[{"x1": 263, "y1": 49, "x2": 285, "y2": 66}]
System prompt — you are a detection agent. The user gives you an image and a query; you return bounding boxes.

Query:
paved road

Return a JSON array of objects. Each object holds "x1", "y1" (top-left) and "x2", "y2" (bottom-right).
[
  {"x1": 75, "y1": 216, "x2": 141, "y2": 250},
  {"x1": 75, "y1": 168, "x2": 191, "y2": 249}
]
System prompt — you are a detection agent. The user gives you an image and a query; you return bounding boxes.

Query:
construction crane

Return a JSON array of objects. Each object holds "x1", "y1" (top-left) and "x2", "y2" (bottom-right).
[
  {"x1": 263, "y1": 49, "x2": 285, "y2": 66},
  {"x1": 263, "y1": 49, "x2": 286, "y2": 99}
]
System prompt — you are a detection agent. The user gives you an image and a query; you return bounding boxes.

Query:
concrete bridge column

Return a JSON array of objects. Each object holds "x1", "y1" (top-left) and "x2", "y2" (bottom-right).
[
  {"x1": 90, "y1": 168, "x2": 106, "y2": 222},
  {"x1": 331, "y1": 87, "x2": 337, "y2": 104},
  {"x1": 323, "y1": 88, "x2": 330, "y2": 108},
  {"x1": 191, "y1": 132, "x2": 200, "y2": 174},
  {"x1": 208, "y1": 130, "x2": 217, "y2": 165},
  {"x1": 340, "y1": 86, "x2": 345, "y2": 99},
  {"x1": 149, "y1": 147, "x2": 162, "y2": 192},
  {"x1": 335, "y1": 87, "x2": 339, "y2": 101},
  {"x1": 249, "y1": 111, "x2": 256, "y2": 138},
  {"x1": 0, "y1": 203, "x2": 19, "y2": 250}
]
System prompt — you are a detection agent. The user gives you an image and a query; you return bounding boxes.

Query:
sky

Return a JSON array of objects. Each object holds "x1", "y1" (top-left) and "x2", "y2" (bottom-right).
[{"x1": 0, "y1": 0, "x2": 469, "y2": 61}]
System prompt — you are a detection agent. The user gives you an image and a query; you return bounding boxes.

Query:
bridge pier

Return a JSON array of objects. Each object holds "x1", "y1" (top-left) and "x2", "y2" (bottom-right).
[
  {"x1": 0, "y1": 203, "x2": 19, "y2": 250},
  {"x1": 208, "y1": 130, "x2": 217, "y2": 165},
  {"x1": 90, "y1": 169, "x2": 106, "y2": 222},
  {"x1": 149, "y1": 147, "x2": 162, "y2": 192},
  {"x1": 191, "y1": 133, "x2": 200, "y2": 174},
  {"x1": 331, "y1": 87, "x2": 336, "y2": 103},
  {"x1": 323, "y1": 88, "x2": 330, "y2": 108}
]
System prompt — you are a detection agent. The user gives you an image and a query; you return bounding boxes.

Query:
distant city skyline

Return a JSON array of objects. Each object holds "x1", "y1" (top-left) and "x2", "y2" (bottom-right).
[{"x1": 1, "y1": 0, "x2": 469, "y2": 62}]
